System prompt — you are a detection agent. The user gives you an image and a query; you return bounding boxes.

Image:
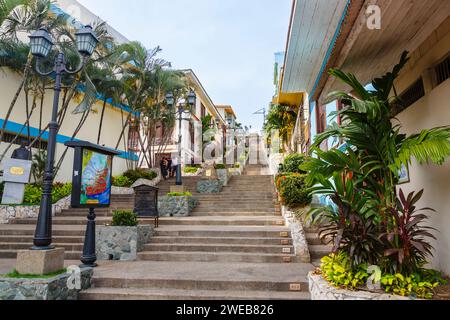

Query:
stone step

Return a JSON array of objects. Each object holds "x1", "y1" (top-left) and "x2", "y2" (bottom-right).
[
  {"x1": 80, "y1": 287, "x2": 310, "y2": 300},
  {"x1": 305, "y1": 233, "x2": 323, "y2": 245},
  {"x1": 155, "y1": 227, "x2": 292, "y2": 239},
  {"x1": 143, "y1": 243, "x2": 295, "y2": 254},
  {"x1": 309, "y1": 245, "x2": 333, "y2": 260},
  {"x1": 0, "y1": 242, "x2": 83, "y2": 251},
  {"x1": 154, "y1": 217, "x2": 285, "y2": 227},
  {"x1": 192, "y1": 211, "x2": 280, "y2": 217},
  {"x1": 0, "y1": 250, "x2": 81, "y2": 260},
  {"x1": 0, "y1": 235, "x2": 84, "y2": 243},
  {"x1": 0, "y1": 228, "x2": 85, "y2": 237},
  {"x1": 138, "y1": 251, "x2": 299, "y2": 264},
  {"x1": 150, "y1": 236, "x2": 293, "y2": 246}
]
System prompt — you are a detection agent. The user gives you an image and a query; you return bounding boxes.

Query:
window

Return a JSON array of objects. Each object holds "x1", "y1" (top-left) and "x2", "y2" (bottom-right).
[
  {"x1": 435, "y1": 55, "x2": 450, "y2": 86},
  {"x1": 397, "y1": 78, "x2": 425, "y2": 112},
  {"x1": 1, "y1": 132, "x2": 47, "y2": 150}
]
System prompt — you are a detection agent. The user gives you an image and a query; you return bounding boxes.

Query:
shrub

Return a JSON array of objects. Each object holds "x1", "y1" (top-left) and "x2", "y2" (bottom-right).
[
  {"x1": 112, "y1": 210, "x2": 138, "y2": 227},
  {"x1": 112, "y1": 175, "x2": 132, "y2": 188},
  {"x1": 215, "y1": 164, "x2": 226, "y2": 170},
  {"x1": 321, "y1": 252, "x2": 369, "y2": 289},
  {"x1": 276, "y1": 174, "x2": 312, "y2": 208},
  {"x1": 184, "y1": 167, "x2": 199, "y2": 174},
  {"x1": 234, "y1": 163, "x2": 240, "y2": 168},
  {"x1": 167, "y1": 192, "x2": 193, "y2": 197},
  {"x1": 282, "y1": 153, "x2": 306, "y2": 174},
  {"x1": 23, "y1": 183, "x2": 72, "y2": 205},
  {"x1": 123, "y1": 169, "x2": 157, "y2": 185}
]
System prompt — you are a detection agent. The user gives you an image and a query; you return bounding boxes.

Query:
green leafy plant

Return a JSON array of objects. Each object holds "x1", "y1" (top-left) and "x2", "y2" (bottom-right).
[
  {"x1": 276, "y1": 174, "x2": 312, "y2": 209},
  {"x1": 215, "y1": 164, "x2": 226, "y2": 170},
  {"x1": 23, "y1": 183, "x2": 72, "y2": 205},
  {"x1": 2, "y1": 268, "x2": 68, "y2": 279},
  {"x1": 167, "y1": 192, "x2": 192, "y2": 197},
  {"x1": 282, "y1": 153, "x2": 306, "y2": 174},
  {"x1": 112, "y1": 175, "x2": 132, "y2": 188},
  {"x1": 320, "y1": 252, "x2": 369, "y2": 289},
  {"x1": 123, "y1": 169, "x2": 157, "y2": 185},
  {"x1": 31, "y1": 151, "x2": 47, "y2": 184},
  {"x1": 380, "y1": 271, "x2": 445, "y2": 299},
  {"x1": 111, "y1": 210, "x2": 138, "y2": 227},
  {"x1": 184, "y1": 166, "x2": 199, "y2": 174},
  {"x1": 234, "y1": 163, "x2": 240, "y2": 169},
  {"x1": 381, "y1": 189, "x2": 437, "y2": 274}
]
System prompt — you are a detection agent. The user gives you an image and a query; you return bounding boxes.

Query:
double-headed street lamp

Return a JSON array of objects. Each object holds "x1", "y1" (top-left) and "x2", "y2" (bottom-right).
[
  {"x1": 166, "y1": 91, "x2": 197, "y2": 186},
  {"x1": 29, "y1": 26, "x2": 99, "y2": 250}
]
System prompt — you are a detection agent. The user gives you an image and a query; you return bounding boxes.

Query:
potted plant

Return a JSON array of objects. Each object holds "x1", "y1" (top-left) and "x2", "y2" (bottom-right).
[{"x1": 96, "y1": 210, "x2": 153, "y2": 261}]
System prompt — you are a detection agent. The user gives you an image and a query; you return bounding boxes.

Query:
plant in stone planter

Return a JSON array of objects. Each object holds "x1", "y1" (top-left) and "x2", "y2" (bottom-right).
[
  {"x1": 301, "y1": 51, "x2": 450, "y2": 299},
  {"x1": 97, "y1": 210, "x2": 152, "y2": 261},
  {"x1": 111, "y1": 210, "x2": 139, "y2": 227}
]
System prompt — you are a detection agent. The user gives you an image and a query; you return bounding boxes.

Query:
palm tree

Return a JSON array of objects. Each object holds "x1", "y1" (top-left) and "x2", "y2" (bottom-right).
[
  {"x1": 0, "y1": 0, "x2": 29, "y2": 26},
  {"x1": 264, "y1": 104, "x2": 297, "y2": 153}
]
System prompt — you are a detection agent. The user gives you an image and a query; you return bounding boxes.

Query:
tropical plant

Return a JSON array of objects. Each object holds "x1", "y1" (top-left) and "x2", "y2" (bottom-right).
[
  {"x1": 112, "y1": 210, "x2": 138, "y2": 227},
  {"x1": 381, "y1": 189, "x2": 437, "y2": 275},
  {"x1": 281, "y1": 153, "x2": 306, "y2": 174},
  {"x1": 264, "y1": 104, "x2": 297, "y2": 153},
  {"x1": 184, "y1": 166, "x2": 199, "y2": 174},
  {"x1": 23, "y1": 182, "x2": 71, "y2": 205},
  {"x1": 276, "y1": 173, "x2": 312, "y2": 209},
  {"x1": 123, "y1": 168, "x2": 157, "y2": 185},
  {"x1": 167, "y1": 191, "x2": 192, "y2": 197},
  {"x1": 300, "y1": 51, "x2": 450, "y2": 274},
  {"x1": 31, "y1": 150, "x2": 46, "y2": 183}
]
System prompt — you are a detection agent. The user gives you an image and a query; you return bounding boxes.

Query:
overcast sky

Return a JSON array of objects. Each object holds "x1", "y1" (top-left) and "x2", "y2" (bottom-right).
[{"x1": 77, "y1": 0, "x2": 292, "y2": 131}]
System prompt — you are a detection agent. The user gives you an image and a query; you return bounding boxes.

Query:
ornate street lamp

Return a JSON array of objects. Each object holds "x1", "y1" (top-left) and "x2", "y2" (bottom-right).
[
  {"x1": 29, "y1": 26, "x2": 98, "y2": 250},
  {"x1": 166, "y1": 91, "x2": 196, "y2": 186}
]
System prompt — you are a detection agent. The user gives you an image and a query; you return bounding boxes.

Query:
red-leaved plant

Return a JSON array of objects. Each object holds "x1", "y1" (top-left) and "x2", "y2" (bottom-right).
[{"x1": 381, "y1": 189, "x2": 437, "y2": 274}]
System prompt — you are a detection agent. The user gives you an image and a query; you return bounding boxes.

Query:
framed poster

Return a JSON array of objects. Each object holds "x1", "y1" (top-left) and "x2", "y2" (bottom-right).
[
  {"x1": 398, "y1": 164, "x2": 410, "y2": 185},
  {"x1": 80, "y1": 149, "x2": 112, "y2": 206},
  {"x1": 66, "y1": 141, "x2": 119, "y2": 209}
]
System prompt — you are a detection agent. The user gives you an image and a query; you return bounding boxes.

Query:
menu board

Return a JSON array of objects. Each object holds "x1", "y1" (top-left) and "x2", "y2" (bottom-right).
[{"x1": 80, "y1": 150, "x2": 112, "y2": 206}]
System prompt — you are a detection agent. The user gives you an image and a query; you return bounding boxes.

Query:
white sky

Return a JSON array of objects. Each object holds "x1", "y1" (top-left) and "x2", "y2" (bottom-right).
[{"x1": 77, "y1": 0, "x2": 292, "y2": 131}]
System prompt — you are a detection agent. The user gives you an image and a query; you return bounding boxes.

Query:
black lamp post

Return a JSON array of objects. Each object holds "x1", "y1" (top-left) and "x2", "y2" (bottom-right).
[
  {"x1": 29, "y1": 26, "x2": 99, "y2": 250},
  {"x1": 166, "y1": 91, "x2": 196, "y2": 186}
]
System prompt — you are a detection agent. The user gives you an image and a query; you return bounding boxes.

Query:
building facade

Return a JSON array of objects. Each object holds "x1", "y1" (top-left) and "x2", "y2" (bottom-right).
[
  {"x1": 279, "y1": 0, "x2": 450, "y2": 273},
  {"x1": 0, "y1": 0, "x2": 136, "y2": 183}
]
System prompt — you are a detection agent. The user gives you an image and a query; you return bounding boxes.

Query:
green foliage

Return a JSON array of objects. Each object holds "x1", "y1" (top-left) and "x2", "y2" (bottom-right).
[
  {"x1": 112, "y1": 175, "x2": 132, "y2": 188},
  {"x1": 281, "y1": 153, "x2": 306, "y2": 174},
  {"x1": 275, "y1": 174, "x2": 312, "y2": 209},
  {"x1": 123, "y1": 169, "x2": 157, "y2": 185},
  {"x1": 380, "y1": 269, "x2": 446, "y2": 299},
  {"x1": 301, "y1": 51, "x2": 450, "y2": 275},
  {"x1": 184, "y1": 166, "x2": 199, "y2": 174},
  {"x1": 201, "y1": 114, "x2": 213, "y2": 133},
  {"x1": 320, "y1": 252, "x2": 369, "y2": 289},
  {"x1": 264, "y1": 104, "x2": 297, "y2": 144},
  {"x1": 111, "y1": 210, "x2": 138, "y2": 227},
  {"x1": 31, "y1": 151, "x2": 46, "y2": 184},
  {"x1": 23, "y1": 183, "x2": 72, "y2": 205},
  {"x1": 215, "y1": 164, "x2": 226, "y2": 170},
  {"x1": 320, "y1": 252, "x2": 446, "y2": 299},
  {"x1": 234, "y1": 163, "x2": 241, "y2": 168},
  {"x1": 381, "y1": 189, "x2": 437, "y2": 274},
  {"x1": 167, "y1": 192, "x2": 192, "y2": 197}
]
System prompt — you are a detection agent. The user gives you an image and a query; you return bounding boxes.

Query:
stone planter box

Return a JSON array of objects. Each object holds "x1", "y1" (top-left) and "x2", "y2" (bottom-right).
[
  {"x1": 308, "y1": 273, "x2": 419, "y2": 300},
  {"x1": 183, "y1": 168, "x2": 204, "y2": 177},
  {"x1": 281, "y1": 205, "x2": 311, "y2": 263},
  {"x1": 0, "y1": 196, "x2": 71, "y2": 225},
  {"x1": 96, "y1": 225, "x2": 154, "y2": 261},
  {"x1": 216, "y1": 169, "x2": 230, "y2": 186},
  {"x1": 0, "y1": 268, "x2": 93, "y2": 300},
  {"x1": 197, "y1": 179, "x2": 222, "y2": 193},
  {"x1": 158, "y1": 196, "x2": 199, "y2": 217}
]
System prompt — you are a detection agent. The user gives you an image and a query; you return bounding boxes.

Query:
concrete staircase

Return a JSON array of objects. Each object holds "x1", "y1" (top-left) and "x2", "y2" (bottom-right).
[
  {"x1": 80, "y1": 166, "x2": 313, "y2": 300},
  {"x1": 304, "y1": 226, "x2": 333, "y2": 267}
]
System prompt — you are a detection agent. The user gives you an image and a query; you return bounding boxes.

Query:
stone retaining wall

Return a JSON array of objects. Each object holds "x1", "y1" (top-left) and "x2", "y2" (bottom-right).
[
  {"x1": 281, "y1": 206, "x2": 311, "y2": 263},
  {"x1": 308, "y1": 273, "x2": 416, "y2": 300},
  {"x1": 158, "y1": 196, "x2": 199, "y2": 217},
  {"x1": 0, "y1": 196, "x2": 71, "y2": 224},
  {"x1": 197, "y1": 180, "x2": 222, "y2": 193},
  {"x1": 96, "y1": 225, "x2": 154, "y2": 261},
  {"x1": 0, "y1": 268, "x2": 93, "y2": 300}
]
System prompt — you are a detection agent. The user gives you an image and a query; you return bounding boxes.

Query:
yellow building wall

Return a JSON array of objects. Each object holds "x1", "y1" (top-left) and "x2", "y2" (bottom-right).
[
  {"x1": 0, "y1": 68, "x2": 132, "y2": 182},
  {"x1": 394, "y1": 23, "x2": 450, "y2": 274}
]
